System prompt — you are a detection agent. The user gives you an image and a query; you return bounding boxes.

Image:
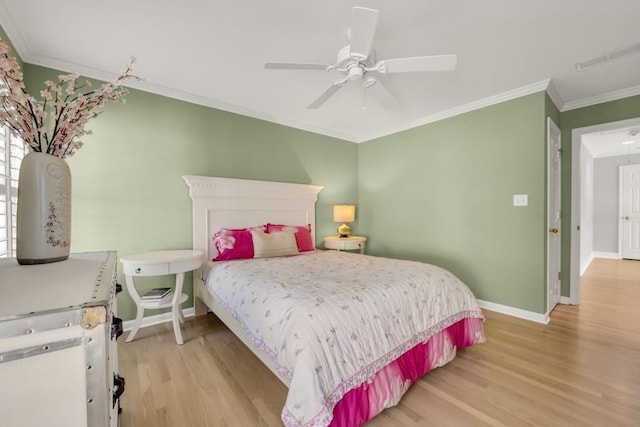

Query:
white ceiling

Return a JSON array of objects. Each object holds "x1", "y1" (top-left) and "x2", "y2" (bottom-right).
[
  {"x1": 1, "y1": 0, "x2": 640, "y2": 143},
  {"x1": 582, "y1": 127, "x2": 640, "y2": 158}
]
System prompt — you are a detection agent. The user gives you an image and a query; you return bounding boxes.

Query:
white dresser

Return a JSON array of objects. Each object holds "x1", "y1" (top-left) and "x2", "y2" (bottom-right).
[{"x1": 0, "y1": 252, "x2": 124, "y2": 427}]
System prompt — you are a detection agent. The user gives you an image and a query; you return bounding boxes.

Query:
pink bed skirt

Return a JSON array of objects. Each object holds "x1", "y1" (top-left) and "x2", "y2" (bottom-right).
[{"x1": 328, "y1": 316, "x2": 485, "y2": 427}]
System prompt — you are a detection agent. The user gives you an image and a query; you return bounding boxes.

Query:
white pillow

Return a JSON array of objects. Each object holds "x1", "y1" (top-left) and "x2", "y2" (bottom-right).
[{"x1": 251, "y1": 229, "x2": 299, "y2": 258}]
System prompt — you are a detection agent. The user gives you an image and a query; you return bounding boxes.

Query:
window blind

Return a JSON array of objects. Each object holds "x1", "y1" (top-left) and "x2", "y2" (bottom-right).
[{"x1": 0, "y1": 125, "x2": 24, "y2": 258}]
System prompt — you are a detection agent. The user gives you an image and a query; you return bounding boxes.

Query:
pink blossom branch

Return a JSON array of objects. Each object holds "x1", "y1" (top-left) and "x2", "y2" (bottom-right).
[{"x1": 0, "y1": 38, "x2": 135, "y2": 158}]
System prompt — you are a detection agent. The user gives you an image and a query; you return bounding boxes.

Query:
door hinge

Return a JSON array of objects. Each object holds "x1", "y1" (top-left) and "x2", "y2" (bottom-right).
[{"x1": 558, "y1": 271, "x2": 562, "y2": 281}]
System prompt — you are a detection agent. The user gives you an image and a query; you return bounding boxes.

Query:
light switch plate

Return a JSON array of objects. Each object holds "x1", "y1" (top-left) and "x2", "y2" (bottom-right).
[{"x1": 513, "y1": 194, "x2": 528, "y2": 207}]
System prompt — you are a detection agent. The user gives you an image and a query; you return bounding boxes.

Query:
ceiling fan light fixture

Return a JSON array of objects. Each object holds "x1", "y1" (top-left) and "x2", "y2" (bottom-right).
[
  {"x1": 348, "y1": 66, "x2": 364, "y2": 80},
  {"x1": 265, "y1": 6, "x2": 457, "y2": 109},
  {"x1": 575, "y1": 42, "x2": 640, "y2": 71}
]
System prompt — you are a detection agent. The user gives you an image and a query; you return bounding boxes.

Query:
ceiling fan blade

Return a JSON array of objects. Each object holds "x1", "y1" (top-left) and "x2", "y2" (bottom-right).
[
  {"x1": 349, "y1": 7, "x2": 379, "y2": 60},
  {"x1": 264, "y1": 62, "x2": 331, "y2": 71},
  {"x1": 307, "y1": 83, "x2": 345, "y2": 109},
  {"x1": 378, "y1": 54, "x2": 458, "y2": 73},
  {"x1": 365, "y1": 78, "x2": 399, "y2": 110}
]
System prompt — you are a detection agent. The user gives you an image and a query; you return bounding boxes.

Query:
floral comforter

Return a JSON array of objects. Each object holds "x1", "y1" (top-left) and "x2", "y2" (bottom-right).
[{"x1": 205, "y1": 250, "x2": 485, "y2": 426}]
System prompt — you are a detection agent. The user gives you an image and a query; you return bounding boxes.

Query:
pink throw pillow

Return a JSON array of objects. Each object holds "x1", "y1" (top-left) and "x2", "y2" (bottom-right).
[
  {"x1": 213, "y1": 227, "x2": 263, "y2": 261},
  {"x1": 266, "y1": 223, "x2": 314, "y2": 252}
]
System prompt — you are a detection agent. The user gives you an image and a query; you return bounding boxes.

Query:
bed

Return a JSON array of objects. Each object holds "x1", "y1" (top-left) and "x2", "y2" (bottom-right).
[{"x1": 183, "y1": 175, "x2": 485, "y2": 427}]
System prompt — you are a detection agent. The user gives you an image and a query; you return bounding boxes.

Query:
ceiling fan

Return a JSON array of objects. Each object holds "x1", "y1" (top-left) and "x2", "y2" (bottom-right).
[{"x1": 264, "y1": 7, "x2": 458, "y2": 109}]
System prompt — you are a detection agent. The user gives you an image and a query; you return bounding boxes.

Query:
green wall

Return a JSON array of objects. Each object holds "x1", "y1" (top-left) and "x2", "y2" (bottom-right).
[
  {"x1": 22, "y1": 64, "x2": 358, "y2": 321},
  {"x1": 358, "y1": 92, "x2": 548, "y2": 313},
  {"x1": 558, "y1": 94, "x2": 640, "y2": 295}
]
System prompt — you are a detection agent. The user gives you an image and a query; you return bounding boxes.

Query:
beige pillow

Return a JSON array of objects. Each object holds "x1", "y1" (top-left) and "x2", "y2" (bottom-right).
[{"x1": 251, "y1": 229, "x2": 299, "y2": 258}]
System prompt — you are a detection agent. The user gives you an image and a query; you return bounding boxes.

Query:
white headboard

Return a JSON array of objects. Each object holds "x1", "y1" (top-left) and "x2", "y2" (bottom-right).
[{"x1": 183, "y1": 175, "x2": 324, "y2": 261}]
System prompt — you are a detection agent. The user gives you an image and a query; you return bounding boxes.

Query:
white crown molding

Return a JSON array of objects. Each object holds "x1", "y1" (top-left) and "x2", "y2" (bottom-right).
[
  {"x1": 545, "y1": 80, "x2": 565, "y2": 111},
  {"x1": 357, "y1": 80, "x2": 554, "y2": 143},
  {"x1": 562, "y1": 84, "x2": 640, "y2": 112},
  {"x1": 131, "y1": 77, "x2": 360, "y2": 143}
]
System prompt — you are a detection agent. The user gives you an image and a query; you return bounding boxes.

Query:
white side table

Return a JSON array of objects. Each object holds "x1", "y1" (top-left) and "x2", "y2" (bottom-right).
[
  {"x1": 323, "y1": 236, "x2": 367, "y2": 254},
  {"x1": 120, "y1": 249, "x2": 203, "y2": 345}
]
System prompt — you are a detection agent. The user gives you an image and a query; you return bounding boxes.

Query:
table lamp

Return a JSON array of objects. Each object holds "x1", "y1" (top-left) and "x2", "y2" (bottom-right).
[{"x1": 333, "y1": 204, "x2": 355, "y2": 238}]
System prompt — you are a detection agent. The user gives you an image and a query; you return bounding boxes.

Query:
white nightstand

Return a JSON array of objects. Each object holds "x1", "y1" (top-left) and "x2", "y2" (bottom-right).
[
  {"x1": 120, "y1": 249, "x2": 203, "y2": 345},
  {"x1": 323, "y1": 236, "x2": 367, "y2": 254}
]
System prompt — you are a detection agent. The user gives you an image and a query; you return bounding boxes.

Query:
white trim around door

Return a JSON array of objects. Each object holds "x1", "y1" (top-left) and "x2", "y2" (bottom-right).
[
  {"x1": 547, "y1": 117, "x2": 562, "y2": 314},
  {"x1": 619, "y1": 163, "x2": 640, "y2": 260}
]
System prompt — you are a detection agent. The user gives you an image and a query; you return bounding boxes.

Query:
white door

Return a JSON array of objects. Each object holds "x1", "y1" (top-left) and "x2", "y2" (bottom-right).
[
  {"x1": 547, "y1": 118, "x2": 561, "y2": 314},
  {"x1": 620, "y1": 164, "x2": 640, "y2": 260}
]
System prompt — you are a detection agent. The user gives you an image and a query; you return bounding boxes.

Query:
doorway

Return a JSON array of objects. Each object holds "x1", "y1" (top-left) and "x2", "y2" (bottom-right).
[{"x1": 570, "y1": 117, "x2": 640, "y2": 305}]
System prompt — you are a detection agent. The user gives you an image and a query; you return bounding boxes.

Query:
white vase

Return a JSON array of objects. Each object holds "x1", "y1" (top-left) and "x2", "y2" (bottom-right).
[{"x1": 16, "y1": 152, "x2": 71, "y2": 265}]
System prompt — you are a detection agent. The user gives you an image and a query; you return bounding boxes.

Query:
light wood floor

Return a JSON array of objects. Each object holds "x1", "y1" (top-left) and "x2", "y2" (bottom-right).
[{"x1": 118, "y1": 258, "x2": 640, "y2": 426}]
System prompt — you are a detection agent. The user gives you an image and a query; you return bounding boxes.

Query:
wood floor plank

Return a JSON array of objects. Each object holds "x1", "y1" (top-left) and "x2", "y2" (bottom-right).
[{"x1": 118, "y1": 257, "x2": 640, "y2": 426}]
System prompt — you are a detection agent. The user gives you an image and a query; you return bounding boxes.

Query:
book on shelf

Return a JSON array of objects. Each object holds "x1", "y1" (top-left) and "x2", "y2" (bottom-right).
[
  {"x1": 141, "y1": 287, "x2": 173, "y2": 300},
  {"x1": 153, "y1": 291, "x2": 175, "y2": 305}
]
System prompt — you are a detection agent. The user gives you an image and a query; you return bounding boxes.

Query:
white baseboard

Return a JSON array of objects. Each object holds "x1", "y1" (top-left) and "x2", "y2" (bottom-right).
[
  {"x1": 581, "y1": 251, "x2": 619, "y2": 276},
  {"x1": 477, "y1": 299, "x2": 549, "y2": 324},
  {"x1": 560, "y1": 296, "x2": 573, "y2": 305},
  {"x1": 592, "y1": 251, "x2": 619, "y2": 259},
  {"x1": 123, "y1": 307, "x2": 196, "y2": 331},
  {"x1": 580, "y1": 253, "x2": 595, "y2": 276}
]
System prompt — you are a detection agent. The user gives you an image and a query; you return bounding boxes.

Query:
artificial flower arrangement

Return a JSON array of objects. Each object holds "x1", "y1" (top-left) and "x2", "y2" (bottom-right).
[{"x1": 0, "y1": 38, "x2": 134, "y2": 159}]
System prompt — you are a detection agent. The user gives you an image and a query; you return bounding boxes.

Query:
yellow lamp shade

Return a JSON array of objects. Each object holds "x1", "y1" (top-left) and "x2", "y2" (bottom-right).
[{"x1": 333, "y1": 205, "x2": 355, "y2": 223}]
